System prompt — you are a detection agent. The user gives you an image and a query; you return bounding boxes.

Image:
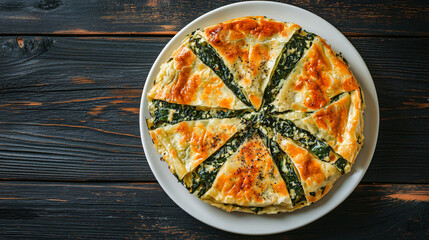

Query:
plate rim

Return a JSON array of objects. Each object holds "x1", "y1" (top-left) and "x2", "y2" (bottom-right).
[{"x1": 139, "y1": 1, "x2": 379, "y2": 235}]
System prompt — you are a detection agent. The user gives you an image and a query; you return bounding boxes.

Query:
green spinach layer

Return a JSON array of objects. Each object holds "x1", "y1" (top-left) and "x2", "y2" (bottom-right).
[
  {"x1": 189, "y1": 128, "x2": 255, "y2": 197},
  {"x1": 262, "y1": 29, "x2": 315, "y2": 107},
  {"x1": 259, "y1": 129, "x2": 306, "y2": 206},
  {"x1": 188, "y1": 33, "x2": 252, "y2": 107},
  {"x1": 149, "y1": 100, "x2": 247, "y2": 129}
]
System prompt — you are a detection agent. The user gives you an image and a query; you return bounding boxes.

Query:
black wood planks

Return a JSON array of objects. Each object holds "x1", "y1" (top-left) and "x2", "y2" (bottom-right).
[
  {"x1": 0, "y1": 0, "x2": 428, "y2": 36},
  {"x1": 1, "y1": 1, "x2": 429, "y2": 238},
  {"x1": 0, "y1": 182, "x2": 427, "y2": 239}
]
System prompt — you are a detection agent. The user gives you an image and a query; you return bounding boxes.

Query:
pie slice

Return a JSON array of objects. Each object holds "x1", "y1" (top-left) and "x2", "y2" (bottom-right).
[
  {"x1": 148, "y1": 42, "x2": 249, "y2": 110},
  {"x1": 146, "y1": 16, "x2": 365, "y2": 215},
  {"x1": 202, "y1": 134, "x2": 294, "y2": 214},
  {"x1": 149, "y1": 118, "x2": 246, "y2": 179},
  {"x1": 272, "y1": 36, "x2": 360, "y2": 112},
  {"x1": 277, "y1": 136, "x2": 341, "y2": 203},
  {"x1": 191, "y1": 16, "x2": 300, "y2": 110},
  {"x1": 278, "y1": 90, "x2": 364, "y2": 163}
]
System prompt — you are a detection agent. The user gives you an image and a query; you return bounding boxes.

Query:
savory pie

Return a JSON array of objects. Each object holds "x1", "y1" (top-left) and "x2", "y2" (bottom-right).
[{"x1": 146, "y1": 16, "x2": 364, "y2": 214}]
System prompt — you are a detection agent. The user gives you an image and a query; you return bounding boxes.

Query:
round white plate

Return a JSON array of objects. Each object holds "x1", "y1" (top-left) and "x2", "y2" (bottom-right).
[{"x1": 139, "y1": 1, "x2": 379, "y2": 235}]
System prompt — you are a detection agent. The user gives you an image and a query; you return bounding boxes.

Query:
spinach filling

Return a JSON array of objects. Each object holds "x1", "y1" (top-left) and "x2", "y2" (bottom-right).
[
  {"x1": 189, "y1": 128, "x2": 255, "y2": 197},
  {"x1": 259, "y1": 130, "x2": 306, "y2": 206},
  {"x1": 333, "y1": 158, "x2": 348, "y2": 174},
  {"x1": 251, "y1": 207, "x2": 264, "y2": 214},
  {"x1": 261, "y1": 117, "x2": 330, "y2": 160},
  {"x1": 262, "y1": 29, "x2": 315, "y2": 107},
  {"x1": 261, "y1": 116, "x2": 350, "y2": 174},
  {"x1": 148, "y1": 100, "x2": 247, "y2": 129},
  {"x1": 188, "y1": 33, "x2": 252, "y2": 108},
  {"x1": 149, "y1": 28, "x2": 357, "y2": 208}
]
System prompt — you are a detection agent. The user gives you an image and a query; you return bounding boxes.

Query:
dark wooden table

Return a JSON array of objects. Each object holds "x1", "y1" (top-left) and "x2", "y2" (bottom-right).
[{"x1": 1, "y1": 0, "x2": 428, "y2": 239}]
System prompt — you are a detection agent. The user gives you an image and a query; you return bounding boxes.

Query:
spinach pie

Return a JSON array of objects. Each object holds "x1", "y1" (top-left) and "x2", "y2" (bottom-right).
[{"x1": 146, "y1": 16, "x2": 364, "y2": 214}]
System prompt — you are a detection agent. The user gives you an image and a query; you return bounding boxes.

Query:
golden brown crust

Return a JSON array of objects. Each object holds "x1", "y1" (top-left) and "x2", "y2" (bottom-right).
[
  {"x1": 276, "y1": 137, "x2": 341, "y2": 202},
  {"x1": 147, "y1": 16, "x2": 364, "y2": 214},
  {"x1": 200, "y1": 16, "x2": 300, "y2": 110},
  {"x1": 148, "y1": 42, "x2": 248, "y2": 109},
  {"x1": 272, "y1": 37, "x2": 360, "y2": 112},
  {"x1": 149, "y1": 118, "x2": 245, "y2": 179},
  {"x1": 334, "y1": 90, "x2": 364, "y2": 163},
  {"x1": 203, "y1": 135, "x2": 292, "y2": 208},
  {"x1": 206, "y1": 16, "x2": 297, "y2": 42},
  {"x1": 280, "y1": 90, "x2": 364, "y2": 163}
]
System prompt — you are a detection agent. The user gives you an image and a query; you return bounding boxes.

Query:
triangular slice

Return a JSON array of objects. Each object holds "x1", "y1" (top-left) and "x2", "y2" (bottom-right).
[
  {"x1": 277, "y1": 136, "x2": 341, "y2": 203},
  {"x1": 272, "y1": 36, "x2": 360, "y2": 112},
  {"x1": 194, "y1": 16, "x2": 301, "y2": 110},
  {"x1": 149, "y1": 118, "x2": 245, "y2": 179},
  {"x1": 148, "y1": 42, "x2": 249, "y2": 110},
  {"x1": 278, "y1": 90, "x2": 364, "y2": 163},
  {"x1": 202, "y1": 134, "x2": 293, "y2": 214}
]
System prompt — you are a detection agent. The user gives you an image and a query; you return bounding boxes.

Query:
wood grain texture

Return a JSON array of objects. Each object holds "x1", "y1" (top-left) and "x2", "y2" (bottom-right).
[
  {"x1": 0, "y1": 0, "x2": 428, "y2": 36},
  {"x1": 0, "y1": 36, "x2": 161, "y2": 181},
  {"x1": 0, "y1": 36, "x2": 428, "y2": 182},
  {"x1": 1, "y1": 1, "x2": 428, "y2": 238},
  {"x1": 0, "y1": 182, "x2": 427, "y2": 239}
]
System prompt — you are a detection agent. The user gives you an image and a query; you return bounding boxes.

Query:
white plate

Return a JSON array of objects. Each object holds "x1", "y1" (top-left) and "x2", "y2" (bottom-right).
[{"x1": 139, "y1": 1, "x2": 379, "y2": 235}]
